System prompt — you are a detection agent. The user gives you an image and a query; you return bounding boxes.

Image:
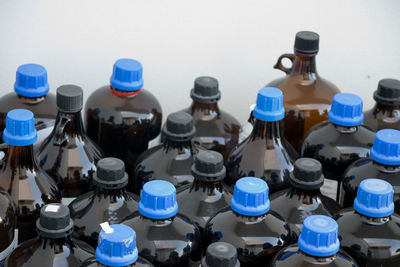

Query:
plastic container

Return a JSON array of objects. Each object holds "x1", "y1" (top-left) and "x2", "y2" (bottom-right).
[
  {"x1": 335, "y1": 179, "x2": 400, "y2": 266},
  {"x1": 270, "y1": 215, "x2": 357, "y2": 266},
  {"x1": 225, "y1": 87, "x2": 297, "y2": 194},
  {"x1": 269, "y1": 158, "x2": 341, "y2": 236},
  {"x1": 69, "y1": 157, "x2": 138, "y2": 248},
  {"x1": 180, "y1": 76, "x2": 241, "y2": 162},
  {"x1": 201, "y1": 242, "x2": 239, "y2": 267},
  {"x1": 0, "y1": 109, "x2": 60, "y2": 243},
  {"x1": 0, "y1": 189, "x2": 16, "y2": 265},
  {"x1": 121, "y1": 180, "x2": 202, "y2": 266},
  {"x1": 302, "y1": 93, "x2": 375, "y2": 200},
  {"x1": 205, "y1": 177, "x2": 293, "y2": 266},
  {"x1": 6, "y1": 204, "x2": 93, "y2": 267},
  {"x1": 85, "y1": 59, "x2": 162, "y2": 179},
  {"x1": 37, "y1": 85, "x2": 103, "y2": 204}
]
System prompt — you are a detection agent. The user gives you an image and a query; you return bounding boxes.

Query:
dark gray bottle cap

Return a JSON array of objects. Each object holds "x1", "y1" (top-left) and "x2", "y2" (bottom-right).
[
  {"x1": 190, "y1": 76, "x2": 221, "y2": 104},
  {"x1": 93, "y1": 157, "x2": 129, "y2": 189},
  {"x1": 36, "y1": 204, "x2": 74, "y2": 239},
  {"x1": 294, "y1": 31, "x2": 319, "y2": 54},
  {"x1": 374, "y1": 79, "x2": 400, "y2": 106},
  {"x1": 162, "y1": 112, "x2": 196, "y2": 142},
  {"x1": 289, "y1": 158, "x2": 324, "y2": 190},
  {"x1": 202, "y1": 242, "x2": 240, "y2": 267},
  {"x1": 192, "y1": 150, "x2": 226, "y2": 182},
  {"x1": 56, "y1": 84, "x2": 83, "y2": 112}
]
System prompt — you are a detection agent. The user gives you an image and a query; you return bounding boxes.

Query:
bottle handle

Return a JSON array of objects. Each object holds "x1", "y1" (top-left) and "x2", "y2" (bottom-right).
[
  {"x1": 53, "y1": 117, "x2": 70, "y2": 146},
  {"x1": 273, "y1": 53, "x2": 295, "y2": 74}
]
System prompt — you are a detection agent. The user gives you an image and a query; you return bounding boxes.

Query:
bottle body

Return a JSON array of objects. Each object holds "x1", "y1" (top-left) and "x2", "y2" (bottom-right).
[
  {"x1": 85, "y1": 86, "x2": 162, "y2": 178},
  {"x1": 363, "y1": 104, "x2": 400, "y2": 132},
  {"x1": 121, "y1": 214, "x2": 202, "y2": 267},
  {"x1": 205, "y1": 207, "x2": 292, "y2": 267},
  {"x1": 69, "y1": 189, "x2": 139, "y2": 248},
  {"x1": 301, "y1": 122, "x2": 375, "y2": 200},
  {"x1": 0, "y1": 189, "x2": 16, "y2": 266},
  {"x1": 181, "y1": 103, "x2": 241, "y2": 162},
  {"x1": 270, "y1": 244, "x2": 357, "y2": 266},
  {"x1": 81, "y1": 256, "x2": 154, "y2": 267},
  {"x1": 335, "y1": 209, "x2": 400, "y2": 266}
]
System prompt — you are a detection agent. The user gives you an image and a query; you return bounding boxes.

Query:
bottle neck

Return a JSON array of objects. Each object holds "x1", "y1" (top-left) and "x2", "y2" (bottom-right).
[
  {"x1": 357, "y1": 211, "x2": 390, "y2": 225},
  {"x1": 38, "y1": 235, "x2": 75, "y2": 253},
  {"x1": 288, "y1": 185, "x2": 321, "y2": 196},
  {"x1": 190, "y1": 101, "x2": 220, "y2": 114},
  {"x1": 232, "y1": 210, "x2": 267, "y2": 223},
  {"x1": 140, "y1": 214, "x2": 174, "y2": 226},
  {"x1": 191, "y1": 179, "x2": 224, "y2": 193},
  {"x1": 332, "y1": 122, "x2": 359, "y2": 133},
  {"x1": 300, "y1": 250, "x2": 337, "y2": 264},
  {"x1": 16, "y1": 94, "x2": 46, "y2": 103},
  {"x1": 95, "y1": 187, "x2": 134, "y2": 201},
  {"x1": 110, "y1": 86, "x2": 141, "y2": 97},
  {"x1": 250, "y1": 119, "x2": 281, "y2": 139},
  {"x1": 374, "y1": 102, "x2": 400, "y2": 114},
  {"x1": 51, "y1": 111, "x2": 85, "y2": 145},
  {"x1": 3, "y1": 144, "x2": 36, "y2": 170},
  {"x1": 291, "y1": 52, "x2": 317, "y2": 75},
  {"x1": 373, "y1": 160, "x2": 400, "y2": 173},
  {"x1": 163, "y1": 139, "x2": 193, "y2": 150}
]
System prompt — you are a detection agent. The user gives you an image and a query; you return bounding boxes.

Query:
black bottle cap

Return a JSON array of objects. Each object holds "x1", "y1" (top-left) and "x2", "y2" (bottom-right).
[
  {"x1": 192, "y1": 150, "x2": 226, "y2": 182},
  {"x1": 289, "y1": 158, "x2": 324, "y2": 190},
  {"x1": 294, "y1": 31, "x2": 319, "y2": 54},
  {"x1": 93, "y1": 157, "x2": 129, "y2": 189},
  {"x1": 162, "y1": 112, "x2": 196, "y2": 142},
  {"x1": 36, "y1": 204, "x2": 74, "y2": 239},
  {"x1": 56, "y1": 84, "x2": 83, "y2": 112},
  {"x1": 190, "y1": 76, "x2": 221, "y2": 104},
  {"x1": 373, "y1": 79, "x2": 400, "y2": 106},
  {"x1": 202, "y1": 242, "x2": 240, "y2": 267}
]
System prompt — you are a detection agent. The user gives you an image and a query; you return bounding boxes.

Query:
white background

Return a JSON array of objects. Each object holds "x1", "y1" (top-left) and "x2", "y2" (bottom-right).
[{"x1": 0, "y1": 0, "x2": 399, "y2": 123}]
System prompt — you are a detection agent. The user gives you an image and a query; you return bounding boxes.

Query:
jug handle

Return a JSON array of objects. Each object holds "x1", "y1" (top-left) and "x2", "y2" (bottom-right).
[{"x1": 273, "y1": 53, "x2": 295, "y2": 74}]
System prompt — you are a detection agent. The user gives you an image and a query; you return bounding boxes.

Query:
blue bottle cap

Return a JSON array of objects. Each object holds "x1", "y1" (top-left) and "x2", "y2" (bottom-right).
[
  {"x1": 230, "y1": 177, "x2": 270, "y2": 216},
  {"x1": 14, "y1": 63, "x2": 49, "y2": 97},
  {"x1": 253, "y1": 87, "x2": 285, "y2": 122},
  {"x1": 328, "y1": 93, "x2": 364, "y2": 126},
  {"x1": 3, "y1": 109, "x2": 37, "y2": 146},
  {"x1": 110, "y1": 58, "x2": 143, "y2": 91},
  {"x1": 370, "y1": 129, "x2": 400, "y2": 165},
  {"x1": 354, "y1": 178, "x2": 394, "y2": 218},
  {"x1": 298, "y1": 215, "x2": 340, "y2": 257},
  {"x1": 138, "y1": 180, "x2": 178, "y2": 219},
  {"x1": 96, "y1": 224, "x2": 138, "y2": 266}
]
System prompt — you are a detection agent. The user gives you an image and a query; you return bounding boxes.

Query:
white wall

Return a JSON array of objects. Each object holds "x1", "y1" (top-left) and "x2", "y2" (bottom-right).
[{"x1": 0, "y1": 0, "x2": 399, "y2": 123}]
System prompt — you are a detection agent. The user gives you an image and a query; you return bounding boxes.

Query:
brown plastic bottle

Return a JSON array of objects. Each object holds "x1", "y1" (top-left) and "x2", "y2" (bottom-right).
[
  {"x1": 267, "y1": 31, "x2": 340, "y2": 152},
  {"x1": 0, "y1": 64, "x2": 57, "y2": 148},
  {"x1": 364, "y1": 79, "x2": 400, "y2": 131},
  {"x1": 0, "y1": 188, "x2": 16, "y2": 265},
  {"x1": 180, "y1": 76, "x2": 241, "y2": 162},
  {"x1": 85, "y1": 59, "x2": 162, "y2": 178},
  {"x1": 0, "y1": 109, "x2": 61, "y2": 244},
  {"x1": 37, "y1": 85, "x2": 103, "y2": 203}
]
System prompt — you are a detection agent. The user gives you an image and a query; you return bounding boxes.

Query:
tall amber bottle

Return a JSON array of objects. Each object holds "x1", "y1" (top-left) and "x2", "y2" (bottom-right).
[
  {"x1": 267, "y1": 31, "x2": 340, "y2": 152},
  {"x1": 0, "y1": 109, "x2": 60, "y2": 244}
]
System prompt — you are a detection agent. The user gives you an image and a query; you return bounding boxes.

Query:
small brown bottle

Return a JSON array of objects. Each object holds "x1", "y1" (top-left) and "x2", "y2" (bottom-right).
[
  {"x1": 0, "y1": 109, "x2": 61, "y2": 244},
  {"x1": 181, "y1": 76, "x2": 241, "y2": 162},
  {"x1": 364, "y1": 78, "x2": 400, "y2": 131},
  {"x1": 267, "y1": 31, "x2": 340, "y2": 152}
]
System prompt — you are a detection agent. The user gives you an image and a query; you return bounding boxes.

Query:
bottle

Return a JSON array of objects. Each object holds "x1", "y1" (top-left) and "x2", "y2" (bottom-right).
[
  {"x1": 0, "y1": 64, "x2": 57, "y2": 148},
  {"x1": 121, "y1": 180, "x2": 202, "y2": 266},
  {"x1": 205, "y1": 177, "x2": 293, "y2": 267},
  {"x1": 6, "y1": 204, "x2": 94, "y2": 267},
  {"x1": 269, "y1": 158, "x2": 341, "y2": 237},
  {"x1": 340, "y1": 129, "x2": 400, "y2": 212},
  {"x1": 180, "y1": 76, "x2": 241, "y2": 162},
  {"x1": 69, "y1": 157, "x2": 138, "y2": 248},
  {"x1": 132, "y1": 112, "x2": 197, "y2": 194},
  {"x1": 0, "y1": 189, "x2": 16, "y2": 266},
  {"x1": 85, "y1": 59, "x2": 162, "y2": 178},
  {"x1": 0, "y1": 109, "x2": 60, "y2": 243},
  {"x1": 364, "y1": 78, "x2": 400, "y2": 131},
  {"x1": 270, "y1": 215, "x2": 357, "y2": 266},
  {"x1": 80, "y1": 223, "x2": 154, "y2": 267},
  {"x1": 225, "y1": 87, "x2": 297, "y2": 194},
  {"x1": 267, "y1": 31, "x2": 340, "y2": 153},
  {"x1": 335, "y1": 179, "x2": 400, "y2": 266},
  {"x1": 177, "y1": 150, "x2": 232, "y2": 231},
  {"x1": 201, "y1": 242, "x2": 239, "y2": 267},
  {"x1": 37, "y1": 85, "x2": 104, "y2": 205},
  {"x1": 301, "y1": 93, "x2": 375, "y2": 201}
]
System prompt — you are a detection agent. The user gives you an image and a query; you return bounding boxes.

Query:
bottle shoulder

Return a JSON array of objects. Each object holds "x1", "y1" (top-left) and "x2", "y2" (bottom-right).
[{"x1": 0, "y1": 93, "x2": 57, "y2": 117}]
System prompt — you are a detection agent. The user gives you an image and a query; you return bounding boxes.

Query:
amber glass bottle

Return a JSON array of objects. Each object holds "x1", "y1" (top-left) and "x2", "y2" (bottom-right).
[
  {"x1": 0, "y1": 109, "x2": 60, "y2": 243},
  {"x1": 85, "y1": 59, "x2": 162, "y2": 178},
  {"x1": 37, "y1": 85, "x2": 103, "y2": 204},
  {"x1": 0, "y1": 64, "x2": 57, "y2": 148},
  {"x1": 267, "y1": 31, "x2": 340, "y2": 152},
  {"x1": 0, "y1": 188, "x2": 16, "y2": 265},
  {"x1": 225, "y1": 87, "x2": 297, "y2": 194},
  {"x1": 364, "y1": 78, "x2": 400, "y2": 131},
  {"x1": 181, "y1": 76, "x2": 241, "y2": 162},
  {"x1": 6, "y1": 204, "x2": 94, "y2": 267}
]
